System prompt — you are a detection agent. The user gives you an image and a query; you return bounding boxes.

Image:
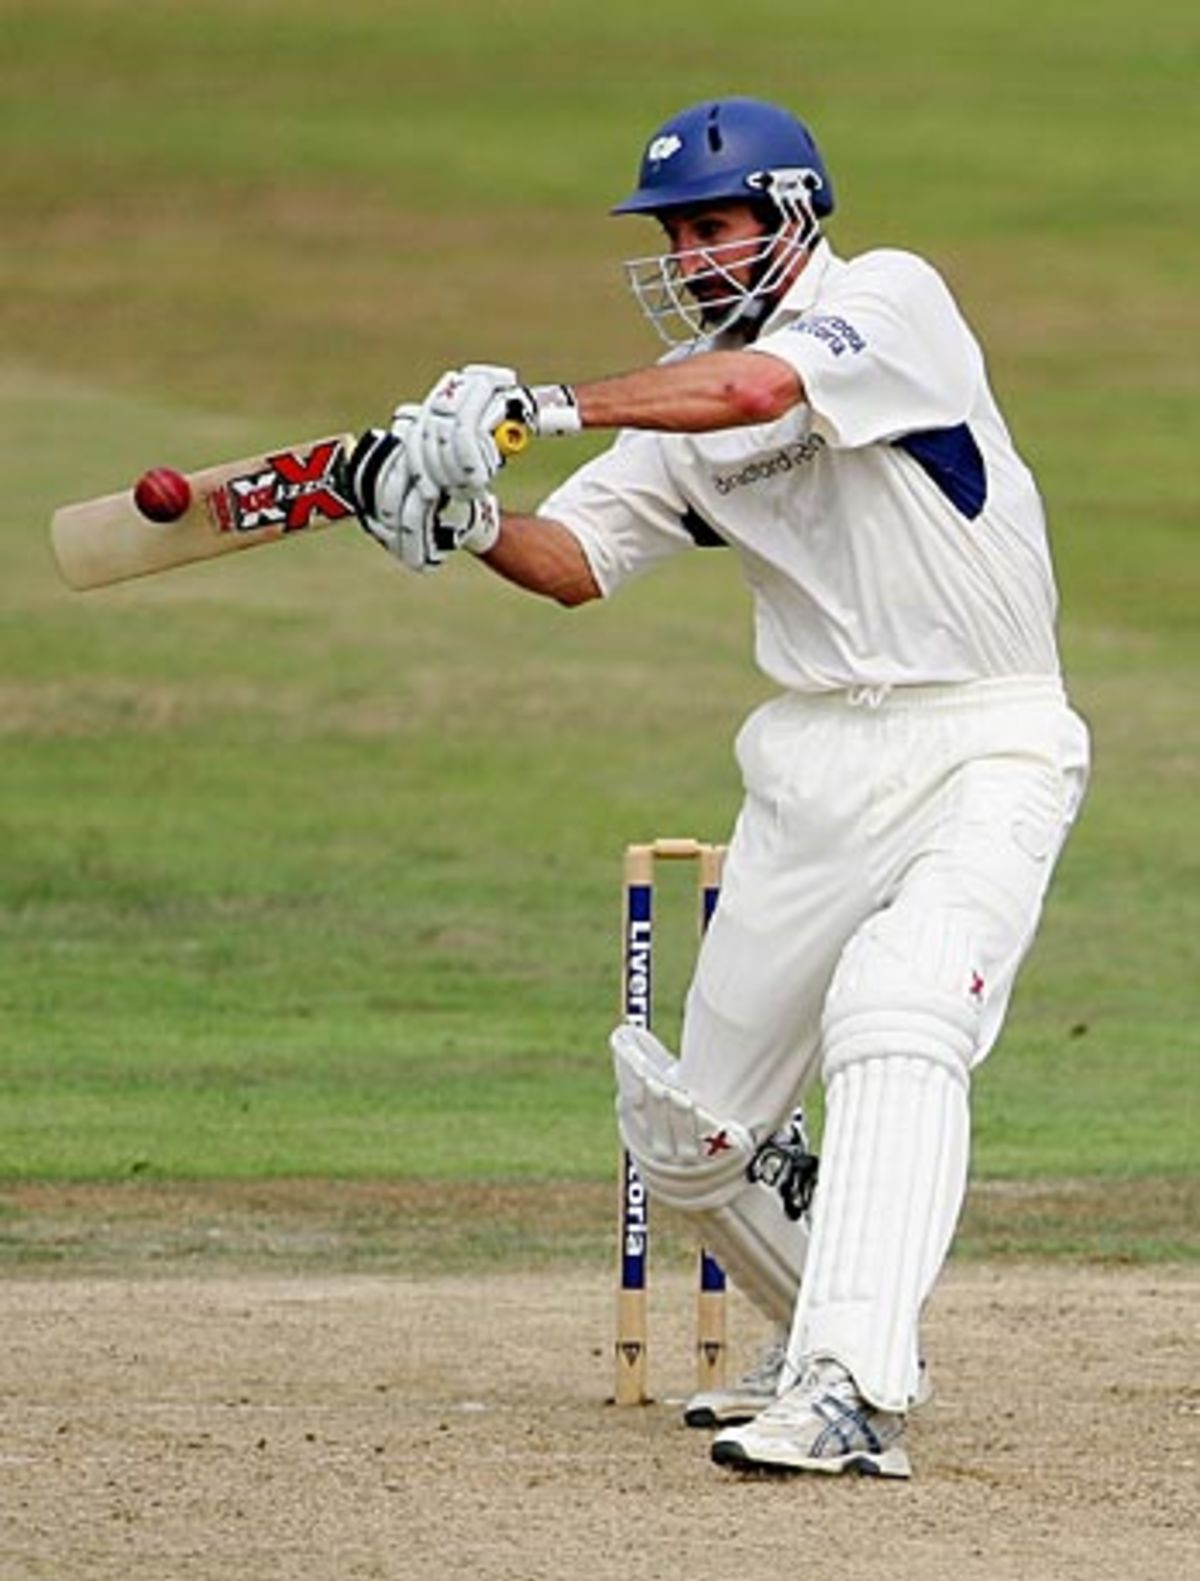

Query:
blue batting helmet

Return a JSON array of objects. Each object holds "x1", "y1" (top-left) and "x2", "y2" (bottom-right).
[{"x1": 612, "y1": 97, "x2": 835, "y2": 220}]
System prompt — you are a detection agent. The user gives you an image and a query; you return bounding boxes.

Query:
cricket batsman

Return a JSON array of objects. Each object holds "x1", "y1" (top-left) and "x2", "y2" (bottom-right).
[{"x1": 345, "y1": 96, "x2": 1090, "y2": 1479}]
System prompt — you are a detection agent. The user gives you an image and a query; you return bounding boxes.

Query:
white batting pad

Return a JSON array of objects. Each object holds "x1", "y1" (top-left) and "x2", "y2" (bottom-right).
[
  {"x1": 692, "y1": 1185, "x2": 812, "y2": 1325},
  {"x1": 784, "y1": 1051, "x2": 969, "y2": 1410},
  {"x1": 612, "y1": 1024, "x2": 811, "y2": 1322},
  {"x1": 612, "y1": 1024, "x2": 754, "y2": 1209}
]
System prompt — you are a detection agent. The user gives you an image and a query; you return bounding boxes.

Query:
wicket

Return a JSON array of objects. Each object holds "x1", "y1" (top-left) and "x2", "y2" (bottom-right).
[{"x1": 615, "y1": 837, "x2": 727, "y2": 1406}]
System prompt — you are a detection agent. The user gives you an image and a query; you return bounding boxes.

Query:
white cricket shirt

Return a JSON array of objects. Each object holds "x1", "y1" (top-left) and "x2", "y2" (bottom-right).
[{"x1": 540, "y1": 241, "x2": 1063, "y2": 692}]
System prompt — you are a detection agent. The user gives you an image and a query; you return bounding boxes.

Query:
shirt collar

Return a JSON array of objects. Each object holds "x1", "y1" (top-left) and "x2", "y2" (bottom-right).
[
  {"x1": 759, "y1": 238, "x2": 843, "y2": 331},
  {"x1": 702, "y1": 238, "x2": 843, "y2": 353}
]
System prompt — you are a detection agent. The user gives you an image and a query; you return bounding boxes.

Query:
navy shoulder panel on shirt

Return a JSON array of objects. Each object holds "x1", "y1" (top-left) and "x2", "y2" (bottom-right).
[{"x1": 893, "y1": 423, "x2": 987, "y2": 520}]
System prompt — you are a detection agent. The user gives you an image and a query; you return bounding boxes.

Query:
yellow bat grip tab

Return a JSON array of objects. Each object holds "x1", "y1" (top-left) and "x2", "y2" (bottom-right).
[{"x1": 493, "y1": 419, "x2": 531, "y2": 459}]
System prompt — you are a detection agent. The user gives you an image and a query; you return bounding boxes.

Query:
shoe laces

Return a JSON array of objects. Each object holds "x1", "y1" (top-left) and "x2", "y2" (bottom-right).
[
  {"x1": 799, "y1": 1356, "x2": 854, "y2": 1392},
  {"x1": 755, "y1": 1357, "x2": 863, "y2": 1420}
]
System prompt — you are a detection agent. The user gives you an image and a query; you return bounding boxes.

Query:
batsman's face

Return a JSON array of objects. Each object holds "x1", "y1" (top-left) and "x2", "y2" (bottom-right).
[
  {"x1": 660, "y1": 203, "x2": 773, "y2": 309},
  {"x1": 622, "y1": 198, "x2": 810, "y2": 347}
]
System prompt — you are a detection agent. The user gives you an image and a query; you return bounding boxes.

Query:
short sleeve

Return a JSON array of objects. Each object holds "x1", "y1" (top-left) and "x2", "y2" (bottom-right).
[
  {"x1": 538, "y1": 431, "x2": 700, "y2": 596},
  {"x1": 750, "y1": 251, "x2": 983, "y2": 449}
]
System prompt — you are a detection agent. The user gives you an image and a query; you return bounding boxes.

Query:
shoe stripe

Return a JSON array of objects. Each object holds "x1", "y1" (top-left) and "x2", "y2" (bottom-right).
[{"x1": 812, "y1": 1394, "x2": 883, "y2": 1459}]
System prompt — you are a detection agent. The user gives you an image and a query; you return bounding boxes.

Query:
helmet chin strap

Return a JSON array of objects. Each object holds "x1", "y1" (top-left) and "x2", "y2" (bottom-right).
[{"x1": 708, "y1": 291, "x2": 772, "y2": 341}]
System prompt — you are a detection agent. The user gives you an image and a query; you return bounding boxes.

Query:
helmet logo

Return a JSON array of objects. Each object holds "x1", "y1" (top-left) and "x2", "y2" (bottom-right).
[{"x1": 647, "y1": 133, "x2": 683, "y2": 163}]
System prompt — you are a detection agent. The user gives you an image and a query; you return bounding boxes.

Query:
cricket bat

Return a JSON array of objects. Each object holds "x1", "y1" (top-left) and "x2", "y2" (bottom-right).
[{"x1": 50, "y1": 422, "x2": 529, "y2": 592}]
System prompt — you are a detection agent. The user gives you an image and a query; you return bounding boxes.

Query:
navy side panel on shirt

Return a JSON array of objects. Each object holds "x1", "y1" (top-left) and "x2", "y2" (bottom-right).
[{"x1": 893, "y1": 424, "x2": 987, "y2": 520}]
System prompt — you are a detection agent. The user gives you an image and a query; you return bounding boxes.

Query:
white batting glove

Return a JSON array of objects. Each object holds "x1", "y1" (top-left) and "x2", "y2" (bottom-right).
[
  {"x1": 414, "y1": 364, "x2": 582, "y2": 497},
  {"x1": 414, "y1": 365, "x2": 520, "y2": 498},
  {"x1": 346, "y1": 404, "x2": 430, "y2": 563},
  {"x1": 392, "y1": 487, "x2": 500, "y2": 574},
  {"x1": 432, "y1": 492, "x2": 501, "y2": 558},
  {"x1": 345, "y1": 407, "x2": 500, "y2": 573}
]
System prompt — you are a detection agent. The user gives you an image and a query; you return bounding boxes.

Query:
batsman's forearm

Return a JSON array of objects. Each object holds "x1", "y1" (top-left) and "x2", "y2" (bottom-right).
[
  {"x1": 478, "y1": 512, "x2": 602, "y2": 607},
  {"x1": 572, "y1": 350, "x2": 804, "y2": 433}
]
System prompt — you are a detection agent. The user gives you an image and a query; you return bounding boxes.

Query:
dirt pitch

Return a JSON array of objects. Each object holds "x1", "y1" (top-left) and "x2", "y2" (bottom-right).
[{"x1": 1, "y1": 1259, "x2": 1196, "y2": 1581}]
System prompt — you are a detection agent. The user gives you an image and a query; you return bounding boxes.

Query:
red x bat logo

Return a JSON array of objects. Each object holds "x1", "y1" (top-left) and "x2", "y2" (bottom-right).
[
  {"x1": 268, "y1": 442, "x2": 354, "y2": 532},
  {"x1": 215, "y1": 440, "x2": 354, "y2": 535}
]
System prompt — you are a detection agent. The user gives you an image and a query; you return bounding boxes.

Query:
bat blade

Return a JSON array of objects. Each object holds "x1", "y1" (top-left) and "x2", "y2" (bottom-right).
[{"x1": 51, "y1": 434, "x2": 356, "y2": 591}]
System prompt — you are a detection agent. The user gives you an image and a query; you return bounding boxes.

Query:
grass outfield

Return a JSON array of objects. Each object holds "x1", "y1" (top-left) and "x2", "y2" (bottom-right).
[{"x1": 0, "y1": 3, "x2": 1196, "y2": 1257}]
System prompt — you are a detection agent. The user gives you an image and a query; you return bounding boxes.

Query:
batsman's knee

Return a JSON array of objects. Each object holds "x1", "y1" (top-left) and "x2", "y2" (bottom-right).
[
  {"x1": 821, "y1": 911, "x2": 983, "y2": 1084},
  {"x1": 611, "y1": 1024, "x2": 756, "y2": 1209}
]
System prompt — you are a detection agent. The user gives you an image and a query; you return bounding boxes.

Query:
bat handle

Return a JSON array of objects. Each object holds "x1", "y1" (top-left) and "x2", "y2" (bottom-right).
[{"x1": 493, "y1": 418, "x2": 531, "y2": 459}]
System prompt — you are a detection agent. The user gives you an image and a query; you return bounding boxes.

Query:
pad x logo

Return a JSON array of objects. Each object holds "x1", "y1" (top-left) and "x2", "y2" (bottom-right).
[{"x1": 212, "y1": 440, "x2": 354, "y2": 535}]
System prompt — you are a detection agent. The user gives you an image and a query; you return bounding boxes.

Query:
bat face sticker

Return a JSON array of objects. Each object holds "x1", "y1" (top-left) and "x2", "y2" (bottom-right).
[{"x1": 209, "y1": 441, "x2": 355, "y2": 535}]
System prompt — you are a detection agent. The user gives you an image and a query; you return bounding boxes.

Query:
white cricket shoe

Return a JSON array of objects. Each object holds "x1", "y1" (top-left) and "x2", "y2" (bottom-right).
[
  {"x1": 711, "y1": 1357, "x2": 911, "y2": 1479},
  {"x1": 684, "y1": 1332, "x2": 787, "y2": 1428},
  {"x1": 689, "y1": 1342, "x2": 932, "y2": 1428}
]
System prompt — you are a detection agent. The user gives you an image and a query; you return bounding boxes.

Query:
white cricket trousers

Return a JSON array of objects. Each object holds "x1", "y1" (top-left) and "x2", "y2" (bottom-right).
[
  {"x1": 676, "y1": 675, "x2": 1089, "y2": 1407},
  {"x1": 680, "y1": 675, "x2": 1089, "y2": 1124}
]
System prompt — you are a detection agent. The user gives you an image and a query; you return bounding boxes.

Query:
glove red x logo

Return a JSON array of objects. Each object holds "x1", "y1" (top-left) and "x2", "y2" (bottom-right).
[{"x1": 703, "y1": 1130, "x2": 734, "y2": 1158}]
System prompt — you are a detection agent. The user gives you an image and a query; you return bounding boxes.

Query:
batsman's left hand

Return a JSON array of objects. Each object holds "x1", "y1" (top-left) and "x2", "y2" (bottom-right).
[{"x1": 345, "y1": 404, "x2": 431, "y2": 561}]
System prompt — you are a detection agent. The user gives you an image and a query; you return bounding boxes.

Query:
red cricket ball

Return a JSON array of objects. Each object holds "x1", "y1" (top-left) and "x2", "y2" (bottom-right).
[{"x1": 133, "y1": 466, "x2": 192, "y2": 523}]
